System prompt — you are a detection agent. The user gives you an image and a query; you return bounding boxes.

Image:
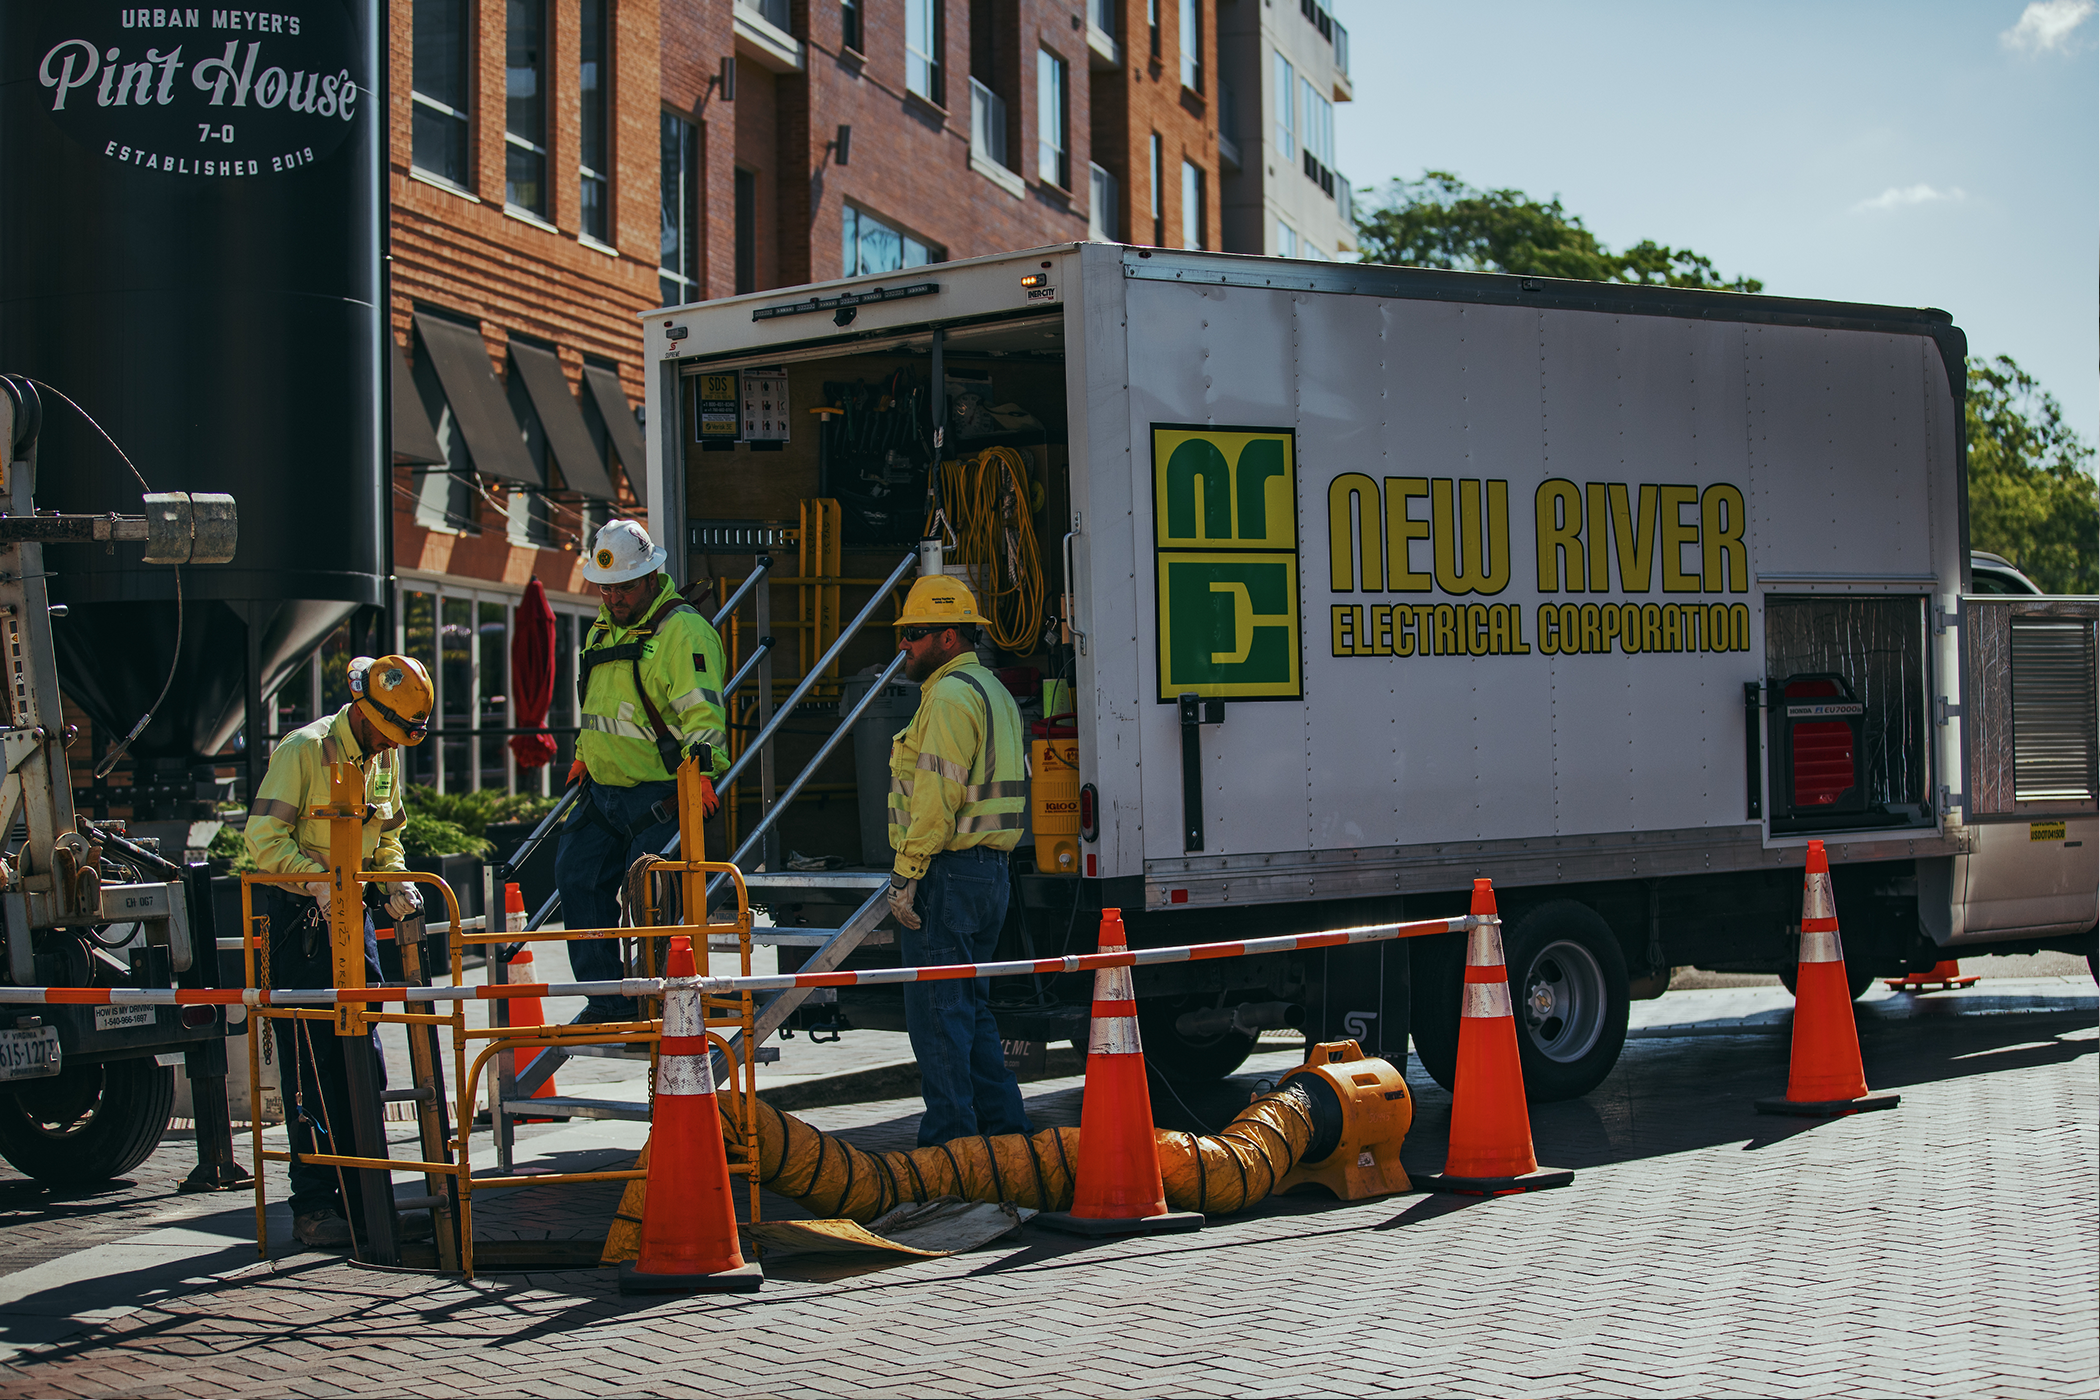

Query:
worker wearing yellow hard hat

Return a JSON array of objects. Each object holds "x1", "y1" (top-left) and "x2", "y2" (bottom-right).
[
  {"x1": 557, "y1": 519, "x2": 729, "y2": 1025},
  {"x1": 886, "y1": 571, "x2": 1032, "y2": 1146},
  {"x1": 245, "y1": 652, "x2": 433, "y2": 1251}
]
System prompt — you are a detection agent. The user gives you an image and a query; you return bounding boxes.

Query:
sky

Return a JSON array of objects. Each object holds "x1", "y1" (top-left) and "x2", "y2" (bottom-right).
[{"x1": 1332, "y1": 0, "x2": 2099, "y2": 450}]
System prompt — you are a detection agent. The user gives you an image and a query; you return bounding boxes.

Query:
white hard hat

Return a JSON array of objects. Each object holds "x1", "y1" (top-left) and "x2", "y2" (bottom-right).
[{"x1": 582, "y1": 519, "x2": 668, "y2": 584}]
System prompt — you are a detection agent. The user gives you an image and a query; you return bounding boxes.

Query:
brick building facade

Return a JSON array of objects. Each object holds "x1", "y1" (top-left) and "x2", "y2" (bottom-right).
[{"x1": 375, "y1": 0, "x2": 1233, "y2": 798}]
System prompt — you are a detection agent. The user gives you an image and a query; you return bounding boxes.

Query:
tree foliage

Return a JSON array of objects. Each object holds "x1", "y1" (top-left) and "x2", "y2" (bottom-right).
[
  {"x1": 1965, "y1": 355, "x2": 2098, "y2": 595},
  {"x1": 1355, "y1": 171, "x2": 1763, "y2": 292}
]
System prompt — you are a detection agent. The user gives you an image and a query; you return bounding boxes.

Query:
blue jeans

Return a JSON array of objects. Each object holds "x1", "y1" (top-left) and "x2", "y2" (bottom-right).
[
  {"x1": 901, "y1": 848, "x2": 1031, "y2": 1147},
  {"x1": 555, "y1": 779, "x2": 678, "y2": 1010}
]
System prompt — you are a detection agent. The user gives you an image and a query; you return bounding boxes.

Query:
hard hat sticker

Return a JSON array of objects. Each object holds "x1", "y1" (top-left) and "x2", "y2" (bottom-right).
[{"x1": 383, "y1": 667, "x2": 405, "y2": 688}]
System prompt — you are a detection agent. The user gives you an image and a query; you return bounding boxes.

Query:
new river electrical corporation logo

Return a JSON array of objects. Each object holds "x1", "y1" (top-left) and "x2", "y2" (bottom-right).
[
  {"x1": 33, "y1": 6, "x2": 362, "y2": 179},
  {"x1": 1151, "y1": 425, "x2": 1303, "y2": 703}
]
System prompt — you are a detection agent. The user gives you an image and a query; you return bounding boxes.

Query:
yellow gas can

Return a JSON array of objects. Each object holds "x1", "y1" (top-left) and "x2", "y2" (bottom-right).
[{"x1": 1029, "y1": 736, "x2": 1080, "y2": 874}]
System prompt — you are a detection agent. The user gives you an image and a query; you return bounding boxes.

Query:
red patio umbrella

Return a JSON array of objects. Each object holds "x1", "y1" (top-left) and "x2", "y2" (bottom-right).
[{"x1": 509, "y1": 577, "x2": 558, "y2": 769}]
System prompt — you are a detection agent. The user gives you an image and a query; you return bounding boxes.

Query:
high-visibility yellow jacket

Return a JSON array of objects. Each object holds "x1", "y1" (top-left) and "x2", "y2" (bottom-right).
[
  {"x1": 244, "y1": 706, "x2": 408, "y2": 877},
  {"x1": 888, "y1": 655, "x2": 1028, "y2": 881},
  {"x1": 577, "y1": 575, "x2": 730, "y2": 786}
]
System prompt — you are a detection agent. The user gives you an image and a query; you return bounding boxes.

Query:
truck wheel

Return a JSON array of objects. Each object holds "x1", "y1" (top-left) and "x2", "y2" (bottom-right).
[
  {"x1": 1136, "y1": 995, "x2": 1258, "y2": 1082},
  {"x1": 1504, "y1": 902, "x2": 1630, "y2": 1102},
  {"x1": 0, "y1": 1058, "x2": 174, "y2": 1183},
  {"x1": 1777, "y1": 960, "x2": 1876, "y2": 1001},
  {"x1": 1408, "y1": 931, "x2": 1465, "y2": 1094}
]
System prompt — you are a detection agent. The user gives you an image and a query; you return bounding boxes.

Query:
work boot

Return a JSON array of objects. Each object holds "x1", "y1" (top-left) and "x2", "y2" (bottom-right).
[
  {"x1": 570, "y1": 999, "x2": 638, "y2": 1026},
  {"x1": 293, "y1": 1210, "x2": 354, "y2": 1248}
]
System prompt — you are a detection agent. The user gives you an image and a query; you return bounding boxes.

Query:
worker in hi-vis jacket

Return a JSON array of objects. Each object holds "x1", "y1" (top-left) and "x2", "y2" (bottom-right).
[{"x1": 885, "y1": 573, "x2": 1033, "y2": 1146}]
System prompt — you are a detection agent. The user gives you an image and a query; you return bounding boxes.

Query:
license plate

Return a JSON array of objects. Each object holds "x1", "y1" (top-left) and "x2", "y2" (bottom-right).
[{"x1": 0, "y1": 1026, "x2": 61, "y2": 1082}]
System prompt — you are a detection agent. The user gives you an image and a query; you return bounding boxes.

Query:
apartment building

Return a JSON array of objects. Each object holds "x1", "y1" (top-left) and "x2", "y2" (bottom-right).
[
  {"x1": 1218, "y1": 0, "x2": 1353, "y2": 259},
  {"x1": 1081, "y1": 0, "x2": 1222, "y2": 250}
]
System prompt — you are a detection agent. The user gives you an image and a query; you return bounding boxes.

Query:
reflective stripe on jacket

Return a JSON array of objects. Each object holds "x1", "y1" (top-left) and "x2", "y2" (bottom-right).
[
  {"x1": 887, "y1": 655, "x2": 1028, "y2": 881},
  {"x1": 576, "y1": 574, "x2": 730, "y2": 786},
  {"x1": 244, "y1": 706, "x2": 408, "y2": 877}
]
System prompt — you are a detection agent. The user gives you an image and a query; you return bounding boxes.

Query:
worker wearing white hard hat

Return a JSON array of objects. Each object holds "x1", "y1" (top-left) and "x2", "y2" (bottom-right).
[{"x1": 557, "y1": 519, "x2": 729, "y2": 1024}]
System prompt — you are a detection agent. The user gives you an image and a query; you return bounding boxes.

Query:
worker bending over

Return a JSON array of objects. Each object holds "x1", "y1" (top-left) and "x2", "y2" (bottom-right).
[
  {"x1": 887, "y1": 575, "x2": 1033, "y2": 1147},
  {"x1": 245, "y1": 654, "x2": 431, "y2": 1249},
  {"x1": 557, "y1": 519, "x2": 729, "y2": 1024}
]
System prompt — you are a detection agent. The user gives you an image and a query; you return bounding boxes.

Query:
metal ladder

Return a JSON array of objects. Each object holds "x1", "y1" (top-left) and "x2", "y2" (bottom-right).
[{"x1": 483, "y1": 551, "x2": 918, "y2": 1168}]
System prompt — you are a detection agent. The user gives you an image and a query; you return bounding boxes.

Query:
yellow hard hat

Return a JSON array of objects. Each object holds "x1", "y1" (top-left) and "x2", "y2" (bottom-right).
[
  {"x1": 895, "y1": 573, "x2": 983, "y2": 629},
  {"x1": 349, "y1": 654, "x2": 434, "y2": 746}
]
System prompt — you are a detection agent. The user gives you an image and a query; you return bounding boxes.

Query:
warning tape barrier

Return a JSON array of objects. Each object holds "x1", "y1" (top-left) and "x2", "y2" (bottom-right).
[{"x1": 0, "y1": 914, "x2": 1484, "y2": 1008}]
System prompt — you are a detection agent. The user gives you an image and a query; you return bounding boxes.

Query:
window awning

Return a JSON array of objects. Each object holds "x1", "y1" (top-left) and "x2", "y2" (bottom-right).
[
  {"x1": 509, "y1": 341, "x2": 616, "y2": 500},
  {"x1": 390, "y1": 340, "x2": 446, "y2": 465},
  {"x1": 582, "y1": 364, "x2": 647, "y2": 490},
  {"x1": 411, "y1": 312, "x2": 540, "y2": 486}
]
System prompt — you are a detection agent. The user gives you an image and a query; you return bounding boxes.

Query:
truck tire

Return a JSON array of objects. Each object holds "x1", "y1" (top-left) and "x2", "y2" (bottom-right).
[
  {"x1": 1136, "y1": 995, "x2": 1258, "y2": 1082},
  {"x1": 1410, "y1": 905, "x2": 1631, "y2": 1102},
  {"x1": 0, "y1": 1058, "x2": 174, "y2": 1183},
  {"x1": 1504, "y1": 902, "x2": 1631, "y2": 1102},
  {"x1": 1777, "y1": 960, "x2": 1876, "y2": 1001},
  {"x1": 1408, "y1": 930, "x2": 1465, "y2": 1094}
]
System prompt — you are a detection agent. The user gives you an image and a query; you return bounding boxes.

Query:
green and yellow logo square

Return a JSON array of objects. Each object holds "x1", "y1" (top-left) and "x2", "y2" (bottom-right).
[{"x1": 1151, "y1": 425, "x2": 1302, "y2": 702}]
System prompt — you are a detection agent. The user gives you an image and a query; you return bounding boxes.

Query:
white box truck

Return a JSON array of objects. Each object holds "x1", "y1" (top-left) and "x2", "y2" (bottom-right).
[{"x1": 644, "y1": 244, "x2": 2097, "y2": 1099}]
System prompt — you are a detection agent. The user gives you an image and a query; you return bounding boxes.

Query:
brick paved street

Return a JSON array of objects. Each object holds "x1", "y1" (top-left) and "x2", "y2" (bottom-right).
[{"x1": 0, "y1": 974, "x2": 2092, "y2": 1398}]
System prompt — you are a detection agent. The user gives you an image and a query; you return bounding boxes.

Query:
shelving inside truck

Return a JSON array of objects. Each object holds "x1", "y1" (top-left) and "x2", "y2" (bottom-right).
[{"x1": 667, "y1": 308, "x2": 1082, "y2": 1035}]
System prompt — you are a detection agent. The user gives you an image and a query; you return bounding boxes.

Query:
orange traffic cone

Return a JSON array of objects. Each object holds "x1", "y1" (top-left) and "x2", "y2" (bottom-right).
[
  {"x1": 1036, "y1": 909, "x2": 1203, "y2": 1237},
  {"x1": 505, "y1": 894, "x2": 559, "y2": 1121},
  {"x1": 1884, "y1": 959, "x2": 1979, "y2": 992},
  {"x1": 1416, "y1": 879, "x2": 1574, "y2": 1196},
  {"x1": 618, "y1": 935, "x2": 762, "y2": 1294},
  {"x1": 1756, "y1": 841, "x2": 1900, "y2": 1117}
]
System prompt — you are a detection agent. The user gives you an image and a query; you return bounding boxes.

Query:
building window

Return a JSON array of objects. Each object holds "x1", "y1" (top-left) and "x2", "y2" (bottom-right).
[
  {"x1": 970, "y1": 78, "x2": 1008, "y2": 168},
  {"x1": 659, "y1": 112, "x2": 699, "y2": 305},
  {"x1": 906, "y1": 0, "x2": 943, "y2": 104},
  {"x1": 412, "y1": 0, "x2": 471, "y2": 187},
  {"x1": 1300, "y1": 74, "x2": 1334, "y2": 194},
  {"x1": 1148, "y1": 0, "x2": 1160, "y2": 58},
  {"x1": 1149, "y1": 132, "x2": 1164, "y2": 244},
  {"x1": 842, "y1": 0, "x2": 863, "y2": 52},
  {"x1": 579, "y1": 0, "x2": 610, "y2": 243},
  {"x1": 1037, "y1": 49, "x2": 1069, "y2": 188},
  {"x1": 1179, "y1": 0, "x2": 1201, "y2": 92},
  {"x1": 842, "y1": 204, "x2": 940, "y2": 276},
  {"x1": 1090, "y1": 163, "x2": 1119, "y2": 241},
  {"x1": 1181, "y1": 159, "x2": 1204, "y2": 249},
  {"x1": 1273, "y1": 50, "x2": 1294, "y2": 161},
  {"x1": 1276, "y1": 218, "x2": 1297, "y2": 258},
  {"x1": 1090, "y1": 0, "x2": 1115, "y2": 36},
  {"x1": 505, "y1": 0, "x2": 549, "y2": 215}
]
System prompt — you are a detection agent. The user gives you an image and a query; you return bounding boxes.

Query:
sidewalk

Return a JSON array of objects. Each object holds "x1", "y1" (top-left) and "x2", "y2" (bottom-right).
[{"x1": 0, "y1": 960, "x2": 2091, "y2": 1395}]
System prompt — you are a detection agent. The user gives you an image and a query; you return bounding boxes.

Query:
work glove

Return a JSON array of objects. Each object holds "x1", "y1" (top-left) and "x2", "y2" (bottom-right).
[
  {"x1": 567, "y1": 758, "x2": 589, "y2": 788},
  {"x1": 384, "y1": 881, "x2": 423, "y2": 920},
  {"x1": 300, "y1": 880, "x2": 333, "y2": 916},
  {"x1": 698, "y1": 776, "x2": 720, "y2": 818},
  {"x1": 888, "y1": 874, "x2": 921, "y2": 931}
]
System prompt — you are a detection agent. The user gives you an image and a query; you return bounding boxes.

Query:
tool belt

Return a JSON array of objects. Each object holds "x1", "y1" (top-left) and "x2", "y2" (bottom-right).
[
  {"x1": 580, "y1": 594, "x2": 701, "y2": 777},
  {"x1": 573, "y1": 783, "x2": 679, "y2": 844}
]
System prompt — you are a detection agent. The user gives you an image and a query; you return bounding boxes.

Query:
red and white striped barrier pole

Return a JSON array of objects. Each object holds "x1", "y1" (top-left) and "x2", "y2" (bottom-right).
[{"x1": 0, "y1": 914, "x2": 1481, "y2": 1008}]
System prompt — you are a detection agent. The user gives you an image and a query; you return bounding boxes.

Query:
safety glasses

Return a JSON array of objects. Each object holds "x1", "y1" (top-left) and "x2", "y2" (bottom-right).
[{"x1": 899, "y1": 626, "x2": 943, "y2": 643}]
